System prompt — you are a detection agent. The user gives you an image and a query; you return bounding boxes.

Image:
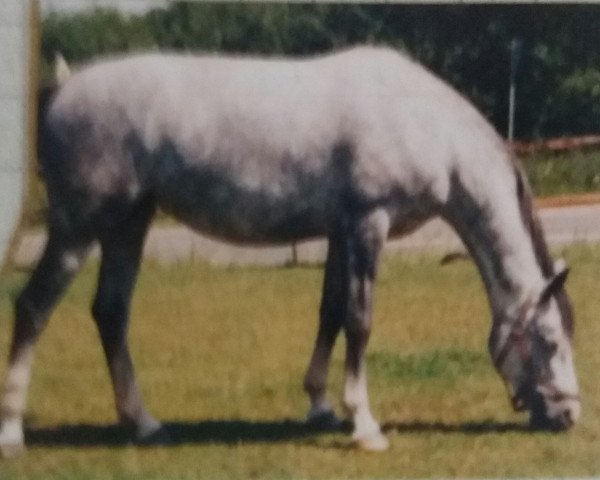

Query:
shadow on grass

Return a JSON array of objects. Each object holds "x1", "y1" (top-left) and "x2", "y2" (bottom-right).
[
  {"x1": 24, "y1": 418, "x2": 531, "y2": 448},
  {"x1": 25, "y1": 419, "x2": 350, "y2": 448},
  {"x1": 382, "y1": 420, "x2": 530, "y2": 434}
]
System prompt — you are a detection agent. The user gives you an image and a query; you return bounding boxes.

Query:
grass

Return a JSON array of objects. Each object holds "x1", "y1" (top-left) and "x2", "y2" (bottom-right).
[
  {"x1": 523, "y1": 148, "x2": 600, "y2": 197},
  {"x1": 1, "y1": 245, "x2": 600, "y2": 478},
  {"x1": 368, "y1": 348, "x2": 488, "y2": 382}
]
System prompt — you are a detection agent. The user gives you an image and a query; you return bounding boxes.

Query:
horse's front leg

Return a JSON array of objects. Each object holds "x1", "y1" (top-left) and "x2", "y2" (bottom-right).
[
  {"x1": 341, "y1": 209, "x2": 390, "y2": 451},
  {"x1": 303, "y1": 231, "x2": 346, "y2": 427},
  {"x1": 92, "y1": 201, "x2": 164, "y2": 443}
]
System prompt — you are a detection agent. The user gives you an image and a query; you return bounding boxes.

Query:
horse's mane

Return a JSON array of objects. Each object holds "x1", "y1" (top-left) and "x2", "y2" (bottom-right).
[
  {"x1": 513, "y1": 162, "x2": 553, "y2": 277},
  {"x1": 513, "y1": 159, "x2": 574, "y2": 336}
]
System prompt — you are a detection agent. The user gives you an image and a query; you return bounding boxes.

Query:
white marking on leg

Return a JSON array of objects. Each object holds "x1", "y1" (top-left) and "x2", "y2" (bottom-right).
[
  {"x1": 0, "y1": 417, "x2": 24, "y2": 457},
  {"x1": 344, "y1": 368, "x2": 377, "y2": 435},
  {"x1": 343, "y1": 366, "x2": 389, "y2": 451},
  {"x1": 0, "y1": 347, "x2": 33, "y2": 455},
  {"x1": 1, "y1": 347, "x2": 33, "y2": 419},
  {"x1": 344, "y1": 365, "x2": 389, "y2": 451}
]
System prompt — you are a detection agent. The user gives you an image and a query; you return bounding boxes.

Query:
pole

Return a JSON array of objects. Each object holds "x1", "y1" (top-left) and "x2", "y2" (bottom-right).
[
  {"x1": 508, "y1": 73, "x2": 516, "y2": 142},
  {"x1": 508, "y1": 39, "x2": 522, "y2": 142}
]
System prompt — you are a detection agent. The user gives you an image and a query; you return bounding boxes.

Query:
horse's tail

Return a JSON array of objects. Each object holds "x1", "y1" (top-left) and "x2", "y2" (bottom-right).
[
  {"x1": 54, "y1": 53, "x2": 71, "y2": 85},
  {"x1": 37, "y1": 53, "x2": 71, "y2": 177}
]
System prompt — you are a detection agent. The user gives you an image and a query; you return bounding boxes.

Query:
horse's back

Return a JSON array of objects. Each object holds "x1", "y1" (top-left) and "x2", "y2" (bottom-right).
[{"x1": 42, "y1": 46, "x2": 511, "y2": 243}]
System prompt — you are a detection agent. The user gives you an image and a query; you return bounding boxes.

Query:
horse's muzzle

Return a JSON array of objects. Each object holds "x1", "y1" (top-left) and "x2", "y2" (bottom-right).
[
  {"x1": 530, "y1": 408, "x2": 575, "y2": 431},
  {"x1": 528, "y1": 389, "x2": 579, "y2": 431}
]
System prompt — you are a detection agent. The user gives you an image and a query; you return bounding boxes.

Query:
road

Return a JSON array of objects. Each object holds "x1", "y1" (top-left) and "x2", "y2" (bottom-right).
[{"x1": 11, "y1": 203, "x2": 600, "y2": 267}]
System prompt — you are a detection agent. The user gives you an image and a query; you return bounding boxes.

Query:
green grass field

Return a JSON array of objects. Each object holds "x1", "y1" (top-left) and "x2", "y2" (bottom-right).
[
  {"x1": 1, "y1": 245, "x2": 600, "y2": 479},
  {"x1": 523, "y1": 148, "x2": 600, "y2": 197}
]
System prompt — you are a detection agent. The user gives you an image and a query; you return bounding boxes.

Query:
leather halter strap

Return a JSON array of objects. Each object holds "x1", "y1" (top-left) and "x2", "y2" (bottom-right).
[
  {"x1": 493, "y1": 323, "x2": 530, "y2": 371},
  {"x1": 492, "y1": 301, "x2": 534, "y2": 371},
  {"x1": 537, "y1": 382, "x2": 581, "y2": 403}
]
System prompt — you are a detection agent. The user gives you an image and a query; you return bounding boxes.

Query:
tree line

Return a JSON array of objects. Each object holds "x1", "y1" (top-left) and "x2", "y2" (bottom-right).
[{"x1": 41, "y1": 2, "x2": 600, "y2": 140}]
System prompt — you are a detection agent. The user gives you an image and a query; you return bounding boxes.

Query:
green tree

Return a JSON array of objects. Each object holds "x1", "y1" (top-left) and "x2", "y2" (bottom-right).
[{"x1": 41, "y1": 3, "x2": 600, "y2": 139}]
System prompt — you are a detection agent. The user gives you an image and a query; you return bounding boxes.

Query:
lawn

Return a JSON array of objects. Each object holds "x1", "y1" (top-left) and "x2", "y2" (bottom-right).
[
  {"x1": 0, "y1": 245, "x2": 599, "y2": 479},
  {"x1": 523, "y1": 148, "x2": 600, "y2": 197}
]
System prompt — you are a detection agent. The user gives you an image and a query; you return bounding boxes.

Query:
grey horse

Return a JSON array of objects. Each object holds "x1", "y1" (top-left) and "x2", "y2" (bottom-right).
[{"x1": 0, "y1": 46, "x2": 579, "y2": 455}]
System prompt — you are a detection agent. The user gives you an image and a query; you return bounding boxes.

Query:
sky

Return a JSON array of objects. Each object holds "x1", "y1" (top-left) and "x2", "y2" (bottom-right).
[{"x1": 41, "y1": 0, "x2": 170, "y2": 16}]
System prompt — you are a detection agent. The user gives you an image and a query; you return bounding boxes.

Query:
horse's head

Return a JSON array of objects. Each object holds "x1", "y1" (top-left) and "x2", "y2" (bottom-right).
[{"x1": 489, "y1": 261, "x2": 580, "y2": 431}]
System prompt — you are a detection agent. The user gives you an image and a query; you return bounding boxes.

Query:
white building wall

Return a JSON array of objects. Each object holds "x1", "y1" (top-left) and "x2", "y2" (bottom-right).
[{"x1": 0, "y1": 0, "x2": 29, "y2": 267}]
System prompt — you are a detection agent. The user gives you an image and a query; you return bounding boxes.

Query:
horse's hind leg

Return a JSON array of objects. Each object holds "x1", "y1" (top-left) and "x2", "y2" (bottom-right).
[
  {"x1": 0, "y1": 228, "x2": 92, "y2": 457},
  {"x1": 341, "y1": 209, "x2": 390, "y2": 451},
  {"x1": 91, "y1": 198, "x2": 162, "y2": 442},
  {"x1": 303, "y1": 231, "x2": 346, "y2": 427}
]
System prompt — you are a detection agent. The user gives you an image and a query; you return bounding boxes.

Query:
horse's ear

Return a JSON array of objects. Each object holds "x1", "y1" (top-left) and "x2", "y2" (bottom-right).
[
  {"x1": 55, "y1": 52, "x2": 71, "y2": 85},
  {"x1": 539, "y1": 261, "x2": 570, "y2": 305}
]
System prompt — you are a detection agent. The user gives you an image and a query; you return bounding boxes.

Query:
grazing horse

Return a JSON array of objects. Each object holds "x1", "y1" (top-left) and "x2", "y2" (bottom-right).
[{"x1": 0, "y1": 46, "x2": 580, "y2": 455}]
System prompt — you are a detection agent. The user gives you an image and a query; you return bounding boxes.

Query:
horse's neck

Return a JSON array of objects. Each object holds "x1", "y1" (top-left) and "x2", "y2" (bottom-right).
[{"x1": 444, "y1": 169, "x2": 547, "y2": 317}]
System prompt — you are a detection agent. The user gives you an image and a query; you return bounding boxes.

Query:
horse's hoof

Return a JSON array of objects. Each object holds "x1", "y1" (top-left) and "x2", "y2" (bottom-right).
[
  {"x1": 306, "y1": 409, "x2": 342, "y2": 431},
  {"x1": 0, "y1": 442, "x2": 25, "y2": 458},
  {"x1": 136, "y1": 424, "x2": 172, "y2": 446},
  {"x1": 0, "y1": 440, "x2": 25, "y2": 459},
  {"x1": 0, "y1": 421, "x2": 25, "y2": 458},
  {"x1": 353, "y1": 432, "x2": 390, "y2": 452}
]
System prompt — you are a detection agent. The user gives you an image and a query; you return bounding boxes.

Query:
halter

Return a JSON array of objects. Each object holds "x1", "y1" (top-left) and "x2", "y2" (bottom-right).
[
  {"x1": 492, "y1": 308, "x2": 580, "y2": 411},
  {"x1": 493, "y1": 315, "x2": 534, "y2": 411},
  {"x1": 493, "y1": 320, "x2": 530, "y2": 375},
  {"x1": 492, "y1": 298, "x2": 535, "y2": 372}
]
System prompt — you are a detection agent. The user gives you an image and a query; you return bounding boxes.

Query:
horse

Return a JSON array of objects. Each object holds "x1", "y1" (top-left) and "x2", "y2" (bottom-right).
[{"x1": 0, "y1": 46, "x2": 580, "y2": 455}]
